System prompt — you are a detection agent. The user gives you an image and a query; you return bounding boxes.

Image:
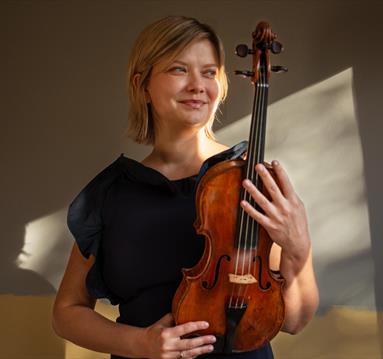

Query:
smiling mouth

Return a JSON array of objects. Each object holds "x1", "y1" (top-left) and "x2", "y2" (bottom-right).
[{"x1": 179, "y1": 100, "x2": 207, "y2": 109}]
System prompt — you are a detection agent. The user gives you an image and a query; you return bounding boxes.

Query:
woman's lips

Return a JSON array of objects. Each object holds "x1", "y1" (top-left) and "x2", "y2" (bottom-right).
[{"x1": 179, "y1": 100, "x2": 206, "y2": 109}]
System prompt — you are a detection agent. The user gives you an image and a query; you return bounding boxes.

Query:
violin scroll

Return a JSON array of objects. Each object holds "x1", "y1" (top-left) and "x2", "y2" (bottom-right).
[{"x1": 235, "y1": 21, "x2": 287, "y2": 83}]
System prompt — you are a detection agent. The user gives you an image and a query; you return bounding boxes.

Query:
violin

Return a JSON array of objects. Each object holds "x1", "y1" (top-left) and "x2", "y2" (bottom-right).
[{"x1": 172, "y1": 21, "x2": 287, "y2": 353}]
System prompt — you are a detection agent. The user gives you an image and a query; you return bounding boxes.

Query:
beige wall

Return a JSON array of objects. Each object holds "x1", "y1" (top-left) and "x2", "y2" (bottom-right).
[
  {"x1": 1, "y1": 1, "x2": 383, "y2": 358},
  {"x1": 0, "y1": 295, "x2": 381, "y2": 359}
]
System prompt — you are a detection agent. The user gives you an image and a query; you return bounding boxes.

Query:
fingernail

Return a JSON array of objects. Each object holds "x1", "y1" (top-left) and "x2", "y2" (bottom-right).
[
  {"x1": 272, "y1": 160, "x2": 279, "y2": 166},
  {"x1": 243, "y1": 179, "x2": 251, "y2": 187},
  {"x1": 210, "y1": 336, "x2": 216, "y2": 342},
  {"x1": 257, "y1": 164, "x2": 264, "y2": 172},
  {"x1": 202, "y1": 322, "x2": 209, "y2": 328},
  {"x1": 208, "y1": 345, "x2": 214, "y2": 351}
]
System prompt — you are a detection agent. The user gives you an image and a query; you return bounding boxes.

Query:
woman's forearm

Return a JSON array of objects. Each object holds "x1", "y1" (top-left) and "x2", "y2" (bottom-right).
[
  {"x1": 279, "y1": 244, "x2": 319, "y2": 334},
  {"x1": 52, "y1": 304, "x2": 148, "y2": 358}
]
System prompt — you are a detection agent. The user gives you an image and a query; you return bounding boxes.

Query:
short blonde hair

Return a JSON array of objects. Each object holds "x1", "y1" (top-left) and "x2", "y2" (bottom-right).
[{"x1": 126, "y1": 16, "x2": 228, "y2": 145}]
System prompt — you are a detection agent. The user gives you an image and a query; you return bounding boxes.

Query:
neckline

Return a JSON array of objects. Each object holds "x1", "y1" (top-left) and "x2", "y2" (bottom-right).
[
  {"x1": 118, "y1": 141, "x2": 248, "y2": 185},
  {"x1": 119, "y1": 156, "x2": 199, "y2": 183}
]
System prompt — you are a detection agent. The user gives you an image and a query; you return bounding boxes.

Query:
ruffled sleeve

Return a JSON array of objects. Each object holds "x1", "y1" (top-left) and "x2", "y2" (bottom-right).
[{"x1": 67, "y1": 157, "x2": 123, "y2": 304}]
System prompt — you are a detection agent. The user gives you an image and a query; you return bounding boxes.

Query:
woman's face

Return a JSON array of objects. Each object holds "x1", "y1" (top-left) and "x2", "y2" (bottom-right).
[{"x1": 146, "y1": 39, "x2": 221, "y2": 135}]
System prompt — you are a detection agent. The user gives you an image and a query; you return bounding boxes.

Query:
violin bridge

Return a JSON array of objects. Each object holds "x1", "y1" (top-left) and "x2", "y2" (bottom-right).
[{"x1": 228, "y1": 273, "x2": 257, "y2": 284}]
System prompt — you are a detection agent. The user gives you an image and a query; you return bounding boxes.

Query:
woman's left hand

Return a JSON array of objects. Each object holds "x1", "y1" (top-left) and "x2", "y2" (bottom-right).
[
  {"x1": 240, "y1": 160, "x2": 310, "y2": 261},
  {"x1": 241, "y1": 160, "x2": 320, "y2": 333}
]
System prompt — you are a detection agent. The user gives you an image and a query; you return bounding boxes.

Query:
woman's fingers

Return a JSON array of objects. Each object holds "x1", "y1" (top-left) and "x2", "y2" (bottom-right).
[
  {"x1": 240, "y1": 199, "x2": 271, "y2": 229},
  {"x1": 270, "y1": 160, "x2": 295, "y2": 200},
  {"x1": 254, "y1": 163, "x2": 285, "y2": 203},
  {"x1": 168, "y1": 321, "x2": 209, "y2": 338},
  {"x1": 178, "y1": 334, "x2": 216, "y2": 350},
  {"x1": 173, "y1": 340, "x2": 215, "y2": 358},
  {"x1": 146, "y1": 315, "x2": 216, "y2": 358},
  {"x1": 242, "y1": 179, "x2": 275, "y2": 216},
  {"x1": 242, "y1": 161, "x2": 298, "y2": 219},
  {"x1": 241, "y1": 161, "x2": 309, "y2": 251},
  {"x1": 164, "y1": 321, "x2": 215, "y2": 358}
]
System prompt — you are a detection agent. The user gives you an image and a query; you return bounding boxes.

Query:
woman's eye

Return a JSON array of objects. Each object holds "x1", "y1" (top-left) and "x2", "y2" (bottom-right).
[
  {"x1": 204, "y1": 69, "x2": 218, "y2": 78},
  {"x1": 169, "y1": 66, "x2": 187, "y2": 74}
]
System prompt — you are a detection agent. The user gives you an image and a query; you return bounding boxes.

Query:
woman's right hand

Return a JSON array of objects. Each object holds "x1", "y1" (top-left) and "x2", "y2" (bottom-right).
[{"x1": 143, "y1": 313, "x2": 216, "y2": 359}]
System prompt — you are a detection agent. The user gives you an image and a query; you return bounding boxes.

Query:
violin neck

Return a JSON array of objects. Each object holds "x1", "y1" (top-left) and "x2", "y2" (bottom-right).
[
  {"x1": 245, "y1": 66, "x2": 269, "y2": 190},
  {"x1": 235, "y1": 65, "x2": 269, "y2": 250}
]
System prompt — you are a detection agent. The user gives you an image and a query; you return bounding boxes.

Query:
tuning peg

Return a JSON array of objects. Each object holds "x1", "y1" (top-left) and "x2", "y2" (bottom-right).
[
  {"x1": 235, "y1": 44, "x2": 252, "y2": 57},
  {"x1": 271, "y1": 65, "x2": 288, "y2": 73},
  {"x1": 270, "y1": 41, "x2": 283, "y2": 54},
  {"x1": 235, "y1": 70, "x2": 255, "y2": 77}
]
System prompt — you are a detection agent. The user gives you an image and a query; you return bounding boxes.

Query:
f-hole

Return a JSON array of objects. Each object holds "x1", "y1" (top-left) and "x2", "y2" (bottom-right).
[
  {"x1": 202, "y1": 255, "x2": 231, "y2": 289},
  {"x1": 253, "y1": 255, "x2": 271, "y2": 290}
]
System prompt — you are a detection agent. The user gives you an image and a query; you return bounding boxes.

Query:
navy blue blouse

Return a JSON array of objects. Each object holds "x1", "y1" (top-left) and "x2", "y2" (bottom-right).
[{"x1": 67, "y1": 141, "x2": 273, "y2": 359}]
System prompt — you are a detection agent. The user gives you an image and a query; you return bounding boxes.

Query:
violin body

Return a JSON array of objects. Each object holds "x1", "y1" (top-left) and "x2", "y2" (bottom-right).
[{"x1": 172, "y1": 159, "x2": 285, "y2": 352}]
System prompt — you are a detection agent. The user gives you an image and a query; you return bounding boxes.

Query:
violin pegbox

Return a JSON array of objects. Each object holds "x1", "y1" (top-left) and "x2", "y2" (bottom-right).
[{"x1": 235, "y1": 21, "x2": 287, "y2": 84}]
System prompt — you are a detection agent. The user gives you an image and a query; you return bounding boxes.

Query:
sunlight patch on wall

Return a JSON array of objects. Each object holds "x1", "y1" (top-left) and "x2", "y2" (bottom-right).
[
  {"x1": 216, "y1": 68, "x2": 375, "y2": 310},
  {"x1": 16, "y1": 209, "x2": 72, "y2": 291}
]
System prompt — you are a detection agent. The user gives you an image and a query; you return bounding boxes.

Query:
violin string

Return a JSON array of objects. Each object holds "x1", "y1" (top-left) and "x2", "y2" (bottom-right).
[
  {"x1": 231, "y1": 52, "x2": 269, "y2": 309},
  {"x1": 231, "y1": 81, "x2": 257, "y2": 308},
  {"x1": 231, "y1": 65, "x2": 260, "y2": 308},
  {"x1": 253, "y1": 65, "x2": 267, "y2": 279},
  {"x1": 244, "y1": 66, "x2": 265, "y2": 305},
  {"x1": 238, "y1": 76, "x2": 262, "y2": 308},
  {"x1": 238, "y1": 59, "x2": 267, "y2": 308},
  {"x1": 246, "y1": 61, "x2": 267, "y2": 306},
  {"x1": 242, "y1": 60, "x2": 268, "y2": 308},
  {"x1": 240, "y1": 74, "x2": 258, "y2": 307}
]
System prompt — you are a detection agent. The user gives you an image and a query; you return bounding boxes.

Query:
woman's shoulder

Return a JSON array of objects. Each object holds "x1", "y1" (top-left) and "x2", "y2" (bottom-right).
[
  {"x1": 205, "y1": 140, "x2": 248, "y2": 164},
  {"x1": 68, "y1": 156, "x2": 125, "y2": 209},
  {"x1": 68, "y1": 154, "x2": 145, "y2": 203},
  {"x1": 196, "y1": 140, "x2": 248, "y2": 181},
  {"x1": 67, "y1": 155, "x2": 127, "y2": 257}
]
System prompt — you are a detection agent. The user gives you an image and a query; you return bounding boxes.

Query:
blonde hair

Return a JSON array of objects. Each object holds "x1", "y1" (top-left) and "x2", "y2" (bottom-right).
[{"x1": 126, "y1": 16, "x2": 228, "y2": 145}]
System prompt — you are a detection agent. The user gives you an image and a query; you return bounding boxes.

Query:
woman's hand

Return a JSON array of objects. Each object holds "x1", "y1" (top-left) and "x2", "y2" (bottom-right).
[
  {"x1": 143, "y1": 313, "x2": 216, "y2": 359},
  {"x1": 240, "y1": 160, "x2": 319, "y2": 333},
  {"x1": 240, "y1": 160, "x2": 311, "y2": 266}
]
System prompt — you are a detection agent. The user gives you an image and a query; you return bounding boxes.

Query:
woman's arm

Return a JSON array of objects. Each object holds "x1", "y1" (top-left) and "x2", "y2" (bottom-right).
[
  {"x1": 270, "y1": 242, "x2": 319, "y2": 333},
  {"x1": 52, "y1": 244, "x2": 147, "y2": 357},
  {"x1": 53, "y1": 244, "x2": 216, "y2": 358},
  {"x1": 241, "y1": 160, "x2": 319, "y2": 335}
]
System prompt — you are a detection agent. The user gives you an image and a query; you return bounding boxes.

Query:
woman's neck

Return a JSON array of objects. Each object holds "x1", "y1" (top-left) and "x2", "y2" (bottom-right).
[{"x1": 141, "y1": 128, "x2": 228, "y2": 180}]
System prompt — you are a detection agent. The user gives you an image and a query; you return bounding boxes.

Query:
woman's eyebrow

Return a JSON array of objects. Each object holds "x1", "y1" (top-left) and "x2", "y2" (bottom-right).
[{"x1": 171, "y1": 60, "x2": 218, "y2": 67}]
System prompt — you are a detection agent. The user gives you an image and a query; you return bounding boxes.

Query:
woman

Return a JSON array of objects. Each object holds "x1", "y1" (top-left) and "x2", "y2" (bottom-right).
[{"x1": 52, "y1": 16, "x2": 319, "y2": 359}]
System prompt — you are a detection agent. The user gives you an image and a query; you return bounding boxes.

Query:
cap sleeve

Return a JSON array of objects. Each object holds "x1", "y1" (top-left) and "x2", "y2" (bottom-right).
[
  {"x1": 67, "y1": 157, "x2": 123, "y2": 304},
  {"x1": 67, "y1": 159, "x2": 121, "y2": 258}
]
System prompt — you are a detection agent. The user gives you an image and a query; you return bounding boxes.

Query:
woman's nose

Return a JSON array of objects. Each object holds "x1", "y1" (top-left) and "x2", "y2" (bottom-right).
[{"x1": 186, "y1": 72, "x2": 205, "y2": 93}]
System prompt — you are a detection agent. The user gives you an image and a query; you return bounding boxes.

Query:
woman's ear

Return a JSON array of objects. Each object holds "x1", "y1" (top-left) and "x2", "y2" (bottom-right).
[
  {"x1": 133, "y1": 73, "x2": 151, "y2": 103},
  {"x1": 132, "y1": 73, "x2": 141, "y2": 89}
]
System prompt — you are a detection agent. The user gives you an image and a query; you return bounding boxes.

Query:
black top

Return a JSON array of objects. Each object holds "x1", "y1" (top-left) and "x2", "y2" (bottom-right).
[{"x1": 67, "y1": 141, "x2": 273, "y2": 359}]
